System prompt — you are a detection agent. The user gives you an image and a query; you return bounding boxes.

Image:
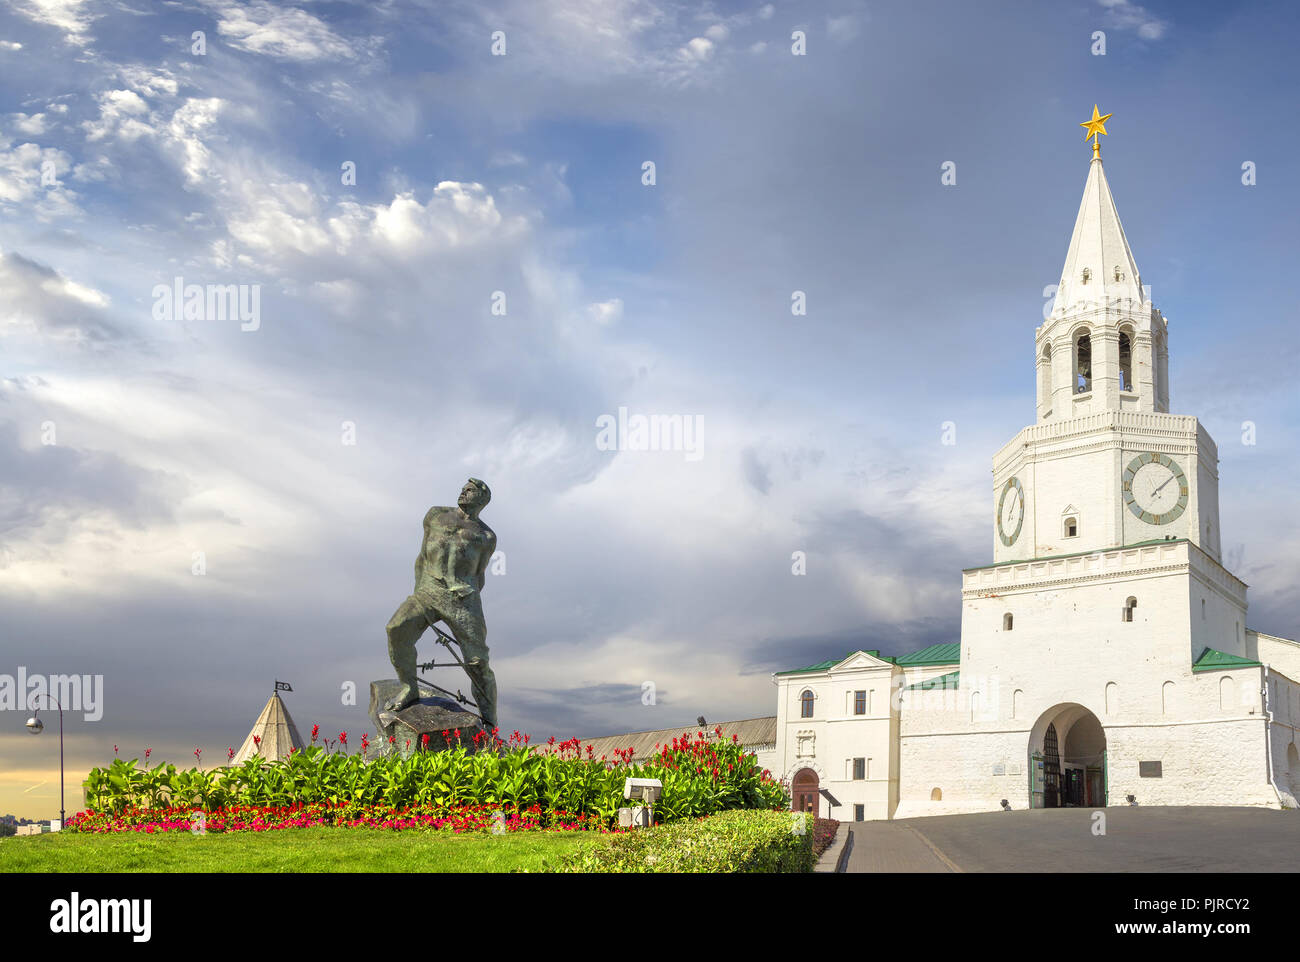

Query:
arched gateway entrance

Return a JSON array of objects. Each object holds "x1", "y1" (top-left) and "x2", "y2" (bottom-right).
[{"x1": 1029, "y1": 704, "x2": 1107, "y2": 808}]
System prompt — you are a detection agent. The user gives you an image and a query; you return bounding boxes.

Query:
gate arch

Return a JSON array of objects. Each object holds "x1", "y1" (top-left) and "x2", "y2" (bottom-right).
[{"x1": 1029, "y1": 703, "x2": 1107, "y2": 808}]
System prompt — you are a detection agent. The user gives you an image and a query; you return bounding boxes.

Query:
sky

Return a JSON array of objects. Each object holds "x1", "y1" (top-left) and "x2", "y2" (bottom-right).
[{"x1": 1, "y1": 0, "x2": 1298, "y2": 819}]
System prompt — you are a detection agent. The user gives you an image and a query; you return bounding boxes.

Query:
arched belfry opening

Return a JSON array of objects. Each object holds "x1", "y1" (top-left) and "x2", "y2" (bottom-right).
[
  {"x1": 1029, "y1": 704, "x2": 1107, "y2": 808},
  {"x1": 1074, "y1": 331, "x2": 1092, "y2": 394},
  {"x1": 1118, "y1": 329, "x2": 1134, "y2": 393}
]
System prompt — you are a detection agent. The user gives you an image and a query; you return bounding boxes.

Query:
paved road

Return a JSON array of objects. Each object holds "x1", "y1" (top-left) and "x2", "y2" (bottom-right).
[{"x1": 845, "y1": 807, "x2": 1299, "y2": 872}]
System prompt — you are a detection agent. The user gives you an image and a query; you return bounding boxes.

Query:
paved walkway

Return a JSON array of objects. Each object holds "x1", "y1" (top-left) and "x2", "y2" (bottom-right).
[
  {"x1": 844, "y1": 821, "x2": 957, "y2": 873},
  {"x1": 845, "y1": 807, "x2": 1299, "y2": 873}
]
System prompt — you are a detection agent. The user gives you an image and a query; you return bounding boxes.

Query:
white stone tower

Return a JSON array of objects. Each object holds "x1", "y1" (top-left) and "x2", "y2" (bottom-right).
[
  {"x1": 992, "y1": 137, "x2": 1223, "y2": 572},
  {"x1": 893, "y1": 110, "x2": 1295, "y2": 816}
]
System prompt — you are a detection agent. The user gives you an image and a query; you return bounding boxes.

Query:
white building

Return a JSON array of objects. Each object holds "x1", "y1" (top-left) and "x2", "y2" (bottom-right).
[{"x1": 772, "y1": 135, "x2": 1300, "y2": 821}]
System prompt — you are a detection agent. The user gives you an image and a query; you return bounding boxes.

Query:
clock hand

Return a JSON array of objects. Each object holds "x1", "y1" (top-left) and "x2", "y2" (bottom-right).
[{"x1": 1152, "y1": 474, "x2": 1175, "y2": 495}]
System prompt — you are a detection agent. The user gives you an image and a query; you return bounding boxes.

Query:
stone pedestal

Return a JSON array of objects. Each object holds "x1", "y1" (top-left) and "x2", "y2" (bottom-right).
[{"x1": 367, "y1": 679, "x2": 488, "y2": 754}]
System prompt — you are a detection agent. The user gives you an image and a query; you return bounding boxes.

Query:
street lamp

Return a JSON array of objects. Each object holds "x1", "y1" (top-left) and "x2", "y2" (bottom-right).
[{"x1": 25, "y1": 694, "x2": 65, "y2": 829}]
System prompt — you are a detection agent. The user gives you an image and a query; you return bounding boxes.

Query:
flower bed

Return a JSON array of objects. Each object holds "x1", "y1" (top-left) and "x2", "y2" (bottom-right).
[
  {"x1": 78, "y1": 728, "x2": 787, "y2": 830},
  {"x1": 66, "y1": 802, "x2": 604, "y2": 834},
  {"x1": 812, "y1": 816, "x2": 840, "y2": 857}
]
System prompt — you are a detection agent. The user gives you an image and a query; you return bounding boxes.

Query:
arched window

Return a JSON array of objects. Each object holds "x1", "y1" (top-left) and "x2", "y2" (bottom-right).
[
  {"x1": 1201, "y1": 598, "x2": 1207, "y2": 621},
  {"x1": 1105, "y1": 681, "x2": 1119, "y2": 715},
  {"x1": 800, "y1": 689, "x2": 814, "y2": 719},
  {"x1": 1118, "y1": 330, "x2": 1133, "y2": 392},
  {"x1": 1123, "y1": 596, "x2": 1137, "y2": 623},
  {"x1": 1064, "y1": 516, "x2": 1079, "y2": 538},
  {"x1": 1081, "y1": 267, "x2": 1092, "y2": 284},
  {"x1": 1003, "y1": 612, "x2": 1014, "y2": 631},
  {"x1": 1162, "y1": 681, "x2": 1175, "y2": 715},
  {"x1": 1075, "y1": 332, "x2": 1092, "y2": 394},
  {"x1": 1012, "y1": 689, "x2": 1023, "y2": 719},
  {"x1": 930, "y1": 787, "x2": 943, "y2": 801}
]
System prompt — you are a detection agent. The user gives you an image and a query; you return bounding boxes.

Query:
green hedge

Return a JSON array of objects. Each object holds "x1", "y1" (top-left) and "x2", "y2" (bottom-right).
[{"x1": 548, "y1": 810, "x2": 814, "y2": 873}]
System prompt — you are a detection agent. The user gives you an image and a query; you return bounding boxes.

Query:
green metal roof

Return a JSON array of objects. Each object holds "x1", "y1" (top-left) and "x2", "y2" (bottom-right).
[
  {"x1": 894, "y1": 642, "x2": 961, "y2": 667},
  {"x1": 1191, "y1": 647, "x2": 1262, "y2": 673},
  {"x1": 774, "y1": 649, "x2": 897, "y2": 676},
  {"x1": 905, "y1": 670, "x2": 960, "y2": 691},
  {"x1": 776, "y1": 642, "x2": 962, "y2": 676}
]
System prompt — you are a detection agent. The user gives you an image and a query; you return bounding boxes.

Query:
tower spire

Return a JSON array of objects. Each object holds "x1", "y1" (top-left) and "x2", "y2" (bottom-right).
[{"x1": 1051, "y1": 109, "x2": 1141, "y2": 317}]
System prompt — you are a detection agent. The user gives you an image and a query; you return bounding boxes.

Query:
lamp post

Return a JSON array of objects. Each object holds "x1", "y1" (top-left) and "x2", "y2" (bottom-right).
[{"x1": 24, "y1": 694, "x2": 65, "y2": 829}]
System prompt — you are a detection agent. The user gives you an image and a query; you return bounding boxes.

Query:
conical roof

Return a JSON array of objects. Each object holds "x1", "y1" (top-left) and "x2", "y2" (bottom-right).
[
  {"x1": 231, "y1": 692, "x2": 304, "y2": 764},
  {"x1": 1051, "y1": 156, "x2": 1144, "y2": 317}
]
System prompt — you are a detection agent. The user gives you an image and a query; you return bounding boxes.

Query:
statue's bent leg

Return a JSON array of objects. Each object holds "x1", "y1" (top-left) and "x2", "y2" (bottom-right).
[
  {"x1": 385, "y1": 596, "x2": 428, "y2": 711},
  {"x1": 446, "y1": 608, "x2": 497, "y2": 730}
]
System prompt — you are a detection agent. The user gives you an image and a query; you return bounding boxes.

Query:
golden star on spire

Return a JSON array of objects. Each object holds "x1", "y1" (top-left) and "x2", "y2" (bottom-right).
[{"x1": 1080, "y1": 104, "x2": 1113, "y2": 157}]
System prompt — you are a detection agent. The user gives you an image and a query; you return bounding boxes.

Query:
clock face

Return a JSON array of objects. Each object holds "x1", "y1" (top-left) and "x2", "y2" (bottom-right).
[
  {"x1": 997, "y1": 476, "x2": 1025, "y2": 546},
  {"x1": 1123, "y1": 453, "x2": 1188, "y2": 525}
]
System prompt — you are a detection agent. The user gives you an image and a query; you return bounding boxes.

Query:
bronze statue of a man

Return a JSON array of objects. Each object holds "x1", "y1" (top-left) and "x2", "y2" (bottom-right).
[{"x1": 384, "y1": 478, "x2": 498, "y2": 728}]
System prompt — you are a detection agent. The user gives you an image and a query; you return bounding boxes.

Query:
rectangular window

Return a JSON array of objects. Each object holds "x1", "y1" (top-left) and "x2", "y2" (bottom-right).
[
  {"x1": 852, "y1": 757, "x2": 866, "y2": 780},
  {"x1": 1139, "y1": 761, "x2": 1163, "y2": 778},
  {"x1": 854, "y1": 690, "x2": 866, "y2": 715},
  {"x1": 854, "y1": 804, "x2": 865, "y2": 822}
]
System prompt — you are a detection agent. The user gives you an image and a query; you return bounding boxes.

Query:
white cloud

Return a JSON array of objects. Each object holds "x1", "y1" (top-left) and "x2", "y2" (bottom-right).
[
  {"x1": 587, "y1": 298, "x2": 624, "y2": 325},
  {"x1": 0, "y1": 141, "x2": 81, "y2": 217},
  {"x1": 82, "y1": 89, "x2": 152, "y2": 142},
  {"x1": 9, "y1": 112, "x2": 47, "y2": 136},
  {"x1": 1097, "y1": 0, "x2": 1168, "y2": 40},
  {"x1": 10, "y1": 0, "x2": 98, "y2": 46},
  {"x1": 209, "y1": 0, "x2": 373, "y2": 61},
  {"x1": 0, "y1": 249, "x2": 113, "y2": 344},
  {"x1": 681, "y1": 36, "x2": 714, "y2": 61}
]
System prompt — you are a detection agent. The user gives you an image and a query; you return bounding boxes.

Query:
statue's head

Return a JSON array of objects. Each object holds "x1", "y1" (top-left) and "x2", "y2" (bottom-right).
[{"x1": 458, "y1": 478, "x2": 491, "y2": 516}]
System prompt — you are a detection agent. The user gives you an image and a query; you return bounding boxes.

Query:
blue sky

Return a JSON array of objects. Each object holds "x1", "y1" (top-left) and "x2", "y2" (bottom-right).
[{"x1": 1, "y1": 0, "x2": 1297, "y2": 817}]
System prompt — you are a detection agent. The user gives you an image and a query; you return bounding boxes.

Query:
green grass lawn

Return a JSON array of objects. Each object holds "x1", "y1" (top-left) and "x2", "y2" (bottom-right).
[{"x1": 0, "y1": 829, "x2": 604, "y2": 873}]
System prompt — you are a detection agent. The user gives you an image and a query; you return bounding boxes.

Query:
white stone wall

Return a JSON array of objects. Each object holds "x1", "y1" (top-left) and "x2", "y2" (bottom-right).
[
  {"x1": 1251, "y1": 631, "x2": 1300, "y2": 682},
  {"x1": 1266, "y1": 667, "x2": 1299, "y2": 807},
  {"x1": 897, "y1": 684, "x2": 1277, "y2": 817},
  {"x1": 895, "y1": 543, "x2": 1275, "y2": 816},
  {"x1": 773, "y1": 654, "x2": 901, "y2": 821}
]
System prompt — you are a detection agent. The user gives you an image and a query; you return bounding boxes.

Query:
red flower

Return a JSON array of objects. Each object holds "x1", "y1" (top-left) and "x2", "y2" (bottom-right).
[
  {"x1": 310, "y1": 724, "x2": 320, "y2": 743},
  {"x1": 339, "y1": 731, "x2": 348, "y2": 747}
]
